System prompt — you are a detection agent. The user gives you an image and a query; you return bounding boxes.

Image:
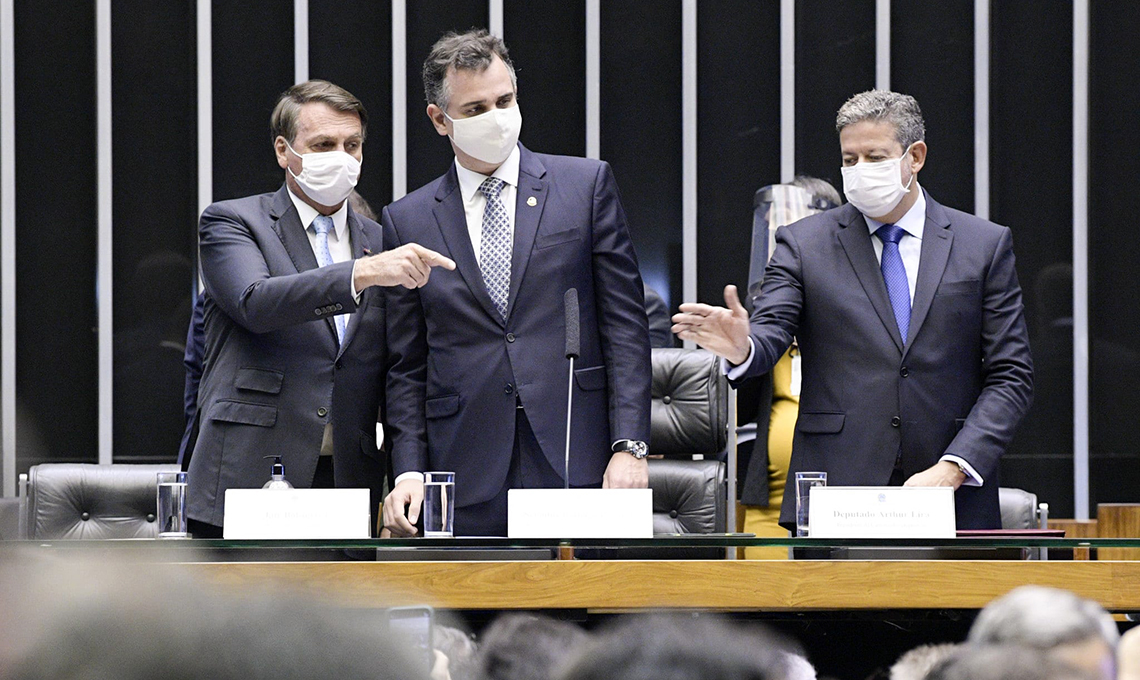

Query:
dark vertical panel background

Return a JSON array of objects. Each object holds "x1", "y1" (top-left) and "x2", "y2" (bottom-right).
[
  {"x1": 212, "y1": 0, "x2": 293, "y2": 201},
  {"x1": 891, "y1": 0, "x2": 973, "y2": 212},
  {"x1": 111, "y1": 0, "x2": 197, "y2": 463},
  {"x1": 309, "y1": 0, "x2": 393, "y2": 211},
  {"x1": 696, "y1": 1, "x2": 781, "y2": 309},
  {"x1": 794, "y1": 0, "x2": 875, "y2": 190},
  {"x1": 405, "y1": 0, "x2": 487, "y2": 190},
  {"x1": 990, "y1": 2, "x2": 1075, "y2": 515},
  {"x1": 1088, "y1": 1, "x2": 1140, "y2": 511},
  {"x1": 14, "y1": 0, "x2": 98, "y2": 468},
  {"x1": 504, "y1": 0, "x2": 586, "y2": 158},
  {"x1": 600, "y1": 0, "x2": 682, "y2": 311}
]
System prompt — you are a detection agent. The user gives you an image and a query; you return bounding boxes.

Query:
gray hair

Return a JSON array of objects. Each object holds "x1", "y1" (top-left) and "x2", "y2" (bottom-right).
[
  {"x1": 890, "y1": 643, "x2": 961, "y2": 680},
  {"x1": 927, "y1": 645, "x2": 1097, "y2": 680},
  {"x1": 835, "y1": 90, "x2": 925, "y2": 150},
  {"x1": 270, "y1": 79, "x2": 368, "y2": 143},
  {"x1": 968, "y1": 586, "x2": 1120, "y2": 651},
  {"x1": 423, "y1": 29, "x2": 517, "y2": 111}
]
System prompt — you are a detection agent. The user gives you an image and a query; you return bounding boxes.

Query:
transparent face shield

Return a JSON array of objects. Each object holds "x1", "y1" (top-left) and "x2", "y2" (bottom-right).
[{"x1": 747, "y1": 184, "x2": 835, "y2": 302}]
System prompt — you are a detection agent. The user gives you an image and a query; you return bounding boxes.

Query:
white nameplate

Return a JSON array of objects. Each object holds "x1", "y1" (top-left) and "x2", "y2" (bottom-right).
[
  {"x1": 808, "y1": 486, "x2": 956, "y2": 538},
  {"x1": 222, "y1": 488, "x2": 371, "y2": 539},
  {"x1": 507, "y1": 488, "x2": 653, "y2": 538}
]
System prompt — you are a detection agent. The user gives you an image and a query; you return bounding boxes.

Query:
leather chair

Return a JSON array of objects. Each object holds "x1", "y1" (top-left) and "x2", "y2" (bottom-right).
[
  {"x1": 20, "y1": 463, "x2": 180, "y2": 539},
  {"x1": 649, "y1": 348, "x2": 729, "y2": 536},
  {"x1": 0, "y1": 497, "x2": 20, "y2": 539},
  {"x1": 998, "y1": 486, "x2": 1048, "y2": 530}
]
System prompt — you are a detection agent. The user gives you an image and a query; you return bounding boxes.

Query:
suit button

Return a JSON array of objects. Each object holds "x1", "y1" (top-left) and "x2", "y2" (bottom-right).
[
  {"x1": 335, "y1": 359, "x2": 343, "y2": 369},
  {"x1": 314, "y1": 309, "x2": 321, "y2": 316},
  {"x1": 504, "y1": 383, "x2": 514, "y2": 395},
  {"x1": 900, "y1": 367, "x2": 910, "y2": 378},
  {"x1": 318, "y1": 407, "x2": 329, "y2": 417},
  {"x1": 506, "y1": 333, "x2": 516, "y2": 343},
  {"x1": 891, "y1": 416, "x2": 901, "y2": 428}
]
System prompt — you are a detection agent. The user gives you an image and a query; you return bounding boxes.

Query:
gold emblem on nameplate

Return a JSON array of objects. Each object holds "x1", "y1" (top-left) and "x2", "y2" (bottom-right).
[{"x1": 527, "y1": 196, "x2": 537, "y2": 207}]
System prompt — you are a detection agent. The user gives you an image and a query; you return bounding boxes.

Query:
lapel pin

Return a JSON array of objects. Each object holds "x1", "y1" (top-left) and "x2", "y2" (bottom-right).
[
  {"x1": 527, "y1": 196, "x2": 537, "y2": 207},
  {"x1": 362, "y1": 247, "x2": 372, "y2": 255}
]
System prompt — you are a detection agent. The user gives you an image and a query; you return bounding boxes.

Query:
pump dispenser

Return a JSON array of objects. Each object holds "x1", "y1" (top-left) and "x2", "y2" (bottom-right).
[{"x1": 262, "y1": 455, "x2": 294, "y2": 490}]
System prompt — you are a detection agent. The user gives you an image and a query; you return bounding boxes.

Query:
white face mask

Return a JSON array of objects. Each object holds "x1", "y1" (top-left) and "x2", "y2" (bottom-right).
[
  {"x1": 840, "y1": 143, "x2": 916, "y2": 218},
  {"x1": 445, "y1": 104, "x2": 522, "y2": 165},
  {"x1": 285, "y1": 140, "x2": 361, "y2": 206}
]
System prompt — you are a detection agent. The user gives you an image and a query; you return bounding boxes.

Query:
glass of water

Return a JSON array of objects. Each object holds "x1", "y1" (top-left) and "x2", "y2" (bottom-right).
[
  {"x1": 156, "y1": 471, "x2": 189, "y2": 539},
  {"x1": 422, "y1": 471, "x2": 455, "y2": 538},
  {"x1": 794, "y1": 471, "x2": 827, "y2": 538}
]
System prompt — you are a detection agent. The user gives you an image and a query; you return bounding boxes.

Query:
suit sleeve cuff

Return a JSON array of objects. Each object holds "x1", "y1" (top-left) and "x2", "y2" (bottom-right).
[
  {"x1": 350, "y1": 260, "x2": 362, "y2": 302},
  {"x1": 721, "y1": 338, "x2": 756, "y2": 380},
  {"x1": 941, "y1": 454, "x2": 983, "y2": 486},
  {"x1": 393, "y1": 471, "x2": 424, "y2": 486}
]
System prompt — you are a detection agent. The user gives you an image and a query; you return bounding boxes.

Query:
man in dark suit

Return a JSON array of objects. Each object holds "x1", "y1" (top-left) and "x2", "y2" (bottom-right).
[
  {"x1": 187, "y1": 80, "x2": 453, "y2": 536},
  {"x1": 382, "y1": 30, "x2": 652, "y2": 537},
  {"x1": 673, "y1": 90, "x2": 1033, "y2": 529}
]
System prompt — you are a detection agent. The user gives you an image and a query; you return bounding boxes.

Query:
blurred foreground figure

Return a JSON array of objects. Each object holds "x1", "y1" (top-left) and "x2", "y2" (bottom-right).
[
  {"x1": 0, "y1": 551, "x2": 425, "y2": 680},
  {"x1": 927, "y1": 646, "x2": 1097, "y2": 680},
  {"x1": 476, "y1": 613, "x2": 591, "y2": 680},
  {"x1": 968, "y1": 586, "x2": 1119, "y2": 680}
]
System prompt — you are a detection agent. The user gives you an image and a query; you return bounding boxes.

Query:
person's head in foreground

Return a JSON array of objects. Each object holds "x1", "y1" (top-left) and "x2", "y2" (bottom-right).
[
  {"x1": 476, "y1": 613, "x2": 591, "y2": 680},
  {"x1": 968, "y1": 586, "x2": 1118, "y2": 680},
  {"x1": 926, "y1": 645, "x2": 1097, "y2": 680}
]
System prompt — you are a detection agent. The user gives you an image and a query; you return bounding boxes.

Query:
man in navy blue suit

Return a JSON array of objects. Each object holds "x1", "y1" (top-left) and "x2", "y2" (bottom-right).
[
  {"x1": 673, "y1": 90, "x2": 1033, "y2": 530},
  {"x1": 381, "y1": 30, "x2": 652, "y2": 537}
]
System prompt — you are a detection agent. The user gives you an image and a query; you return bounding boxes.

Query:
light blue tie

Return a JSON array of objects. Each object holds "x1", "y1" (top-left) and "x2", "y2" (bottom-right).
[
  {"x1": 875, "y1": 223, "x2": 911, "y2": 344},
  {"x1": 479, "y1": 177, "x2": 511, "y2": 320},
  {"x1": 311, "y1": 215, "x2": 346, "y2": 343}
]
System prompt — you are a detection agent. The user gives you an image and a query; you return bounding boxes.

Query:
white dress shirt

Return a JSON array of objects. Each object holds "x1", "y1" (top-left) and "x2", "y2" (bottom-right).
[
  {"x1": 393, "y1": 147, "x2": 522, "y2": 488},
  {"x1": 286, "y1": 188, "x2": 360, "y2": 325},
  {"x1": 723, "y1": 186, "x2": 982, "y2": 486}
]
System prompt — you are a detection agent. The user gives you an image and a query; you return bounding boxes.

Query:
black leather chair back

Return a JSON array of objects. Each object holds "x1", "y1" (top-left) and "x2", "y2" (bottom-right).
[
  {"x1": 650, "y1": 348, "x2": 729, "y2": 457},
  {"x1": 650, "y1": 458, "x2": 726, "y2": 534},
  {"x1": 998, "y1": 487, "x2": 1041, "y2": 530},
  {"x1": 23, "y1": 463, "x2": 180, "y2": 539}
]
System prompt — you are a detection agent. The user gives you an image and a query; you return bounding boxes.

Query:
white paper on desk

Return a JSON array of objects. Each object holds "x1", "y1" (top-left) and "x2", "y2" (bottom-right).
[
  {"x1": 507, "y1": 488, "x2": 653, "y2": 538},
  {"x1": 223, "y1": 488, "x2": 371, "y2": 539},
  {"x1": 808, "y1": 486, "x2": 956, "y2": 538}
]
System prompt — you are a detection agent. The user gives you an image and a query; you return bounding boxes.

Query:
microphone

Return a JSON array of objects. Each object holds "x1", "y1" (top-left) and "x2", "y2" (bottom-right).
[
  {"x1": 563, "y1": 289, "x2": 579, "y2": 488},
  {"x1": 564, "y1": 288, "x2": 580, "y2": 359}
]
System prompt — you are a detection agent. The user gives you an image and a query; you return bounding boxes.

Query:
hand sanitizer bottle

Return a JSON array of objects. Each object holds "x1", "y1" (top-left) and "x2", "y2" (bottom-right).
[{"x1": 262, "y1": 455, "x2": 294, "y2": 490}]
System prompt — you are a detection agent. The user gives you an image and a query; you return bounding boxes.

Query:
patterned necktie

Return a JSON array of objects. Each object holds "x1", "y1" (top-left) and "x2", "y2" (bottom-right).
[
  {"x1": 478, "y1": 177, "x2": 511, "y2": 320},
  {"x1": 311, "y1": 215, "x2": 346, "y2": 343},
  {"x1": 874, "y1": 223, "x2": 911, "y2": 344}
]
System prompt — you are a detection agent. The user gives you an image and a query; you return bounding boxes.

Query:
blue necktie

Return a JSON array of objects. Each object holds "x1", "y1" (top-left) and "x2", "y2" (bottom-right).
[
  {"x1": 311, "y1": 215, "x2": 346, "y2": 343},
  {"x1": 479, "y1": 177, "x2": 511, "y2": 320},
  {"x1": 875, "y1": 223, "x2": 911, "y2": 344}
]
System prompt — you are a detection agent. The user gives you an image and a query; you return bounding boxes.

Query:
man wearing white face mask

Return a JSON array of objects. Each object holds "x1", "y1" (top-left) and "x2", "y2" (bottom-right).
[
  {"x1": 380, "y1": 30, "x2": 651, "y2": 537},
  {"x1": 673, "y1": 90, "x2": 1033, "y2": 530},
  {"x1": 187, "y1": 80, "x2": 455, "y2": 537}
]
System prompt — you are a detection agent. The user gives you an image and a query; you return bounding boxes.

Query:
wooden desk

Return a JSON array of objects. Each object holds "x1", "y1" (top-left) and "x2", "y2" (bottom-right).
[{"x1": 185, "y1": 559, "x2": 1140, "y2": 612}]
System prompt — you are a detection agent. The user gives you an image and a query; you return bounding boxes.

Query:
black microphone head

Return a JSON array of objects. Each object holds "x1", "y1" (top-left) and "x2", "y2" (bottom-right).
[{"x1": 564, "y1": 288, "x2": 580, "y2": 359}]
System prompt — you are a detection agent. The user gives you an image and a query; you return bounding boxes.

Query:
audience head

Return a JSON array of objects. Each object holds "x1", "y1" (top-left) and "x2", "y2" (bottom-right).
[
  {"x1": 435, "y1": 624, "x2": 479, "y2": 680},
  {"x1": 926, "y1": 645, "x2": 1097, "y2": 680},
  {"x1": 1116, "y1": 626, "x2": 1140, "y2": 680},
  {"x1": 889, "y1": 643, "x2": 961, "y2": 680},
  {"x1": 968, "y1": 586, "x2": 1118, "y2": 680},
  {"x1": 477, "y1": 613, "x2": 591, "y2": 680},
  {"x1": 556, "y1": 613, "x2": 796, "y2": 680},
  {"x1": 0, "y1": 551, "x2": 425, "y2": 680}
]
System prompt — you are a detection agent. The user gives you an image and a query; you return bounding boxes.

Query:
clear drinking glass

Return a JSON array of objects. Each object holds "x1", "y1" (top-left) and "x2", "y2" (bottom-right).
[
  {"x1": 422, "y1": 471, "x2": 455, "y2": 538},
  {"x1": 156, "y1": 471, "x2": 189, "y2": 538},
  {"x1": 794, "y1": 471, "x2": 827, "y2": 537}
]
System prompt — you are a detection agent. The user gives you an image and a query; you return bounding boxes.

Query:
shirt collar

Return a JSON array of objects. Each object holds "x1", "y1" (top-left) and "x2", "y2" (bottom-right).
[
  {"x1": 455, "y1": 144, "x2": 522, "y2": 206},
  {"x1": 286, "y1": 186, "x2": 349, "y2": 242},
  {"x1": 864, "y1": 184, "x2": 926, "y2": 241}
]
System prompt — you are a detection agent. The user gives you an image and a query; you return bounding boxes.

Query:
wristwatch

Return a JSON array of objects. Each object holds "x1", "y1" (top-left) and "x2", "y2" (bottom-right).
[{"x1": 612, "y1": 439, "x2": 649, "y2": 459}]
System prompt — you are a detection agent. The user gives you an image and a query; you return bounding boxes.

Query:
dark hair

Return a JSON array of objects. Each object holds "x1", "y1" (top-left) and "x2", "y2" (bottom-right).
[
  {"x1": 270, "y1": 79, "x2": 368, "y2": 143},
  {"x1": 556, "y1": 615, "x2": 792, "y2": 680},
  {"x1": 477, "y1": 614, "x2": 590, "y2": 680},
  {"x1": 423, "y1": 29, "x2": 517, "y2": 110}
]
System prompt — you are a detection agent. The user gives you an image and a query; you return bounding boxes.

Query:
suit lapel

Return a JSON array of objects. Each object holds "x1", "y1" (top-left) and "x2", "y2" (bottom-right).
[
  {"x1": 433, "y1": 166, "x2": 505, "y2": 326},
  {"x1": 835, "y1": 204, "x2": 905, "y2": 353},
  {"x1": 336, "y1": 207, "x2": 370, "y2": 358},
  {"x1": 904, "y1": 192, "x2": 953, "y2": 360},
  {"x1": 506, "y1": 146, "x2": 548, "y2": 319},
  {"x1": 269, "y1": 185, "x2": 338, "y2": 344}
]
